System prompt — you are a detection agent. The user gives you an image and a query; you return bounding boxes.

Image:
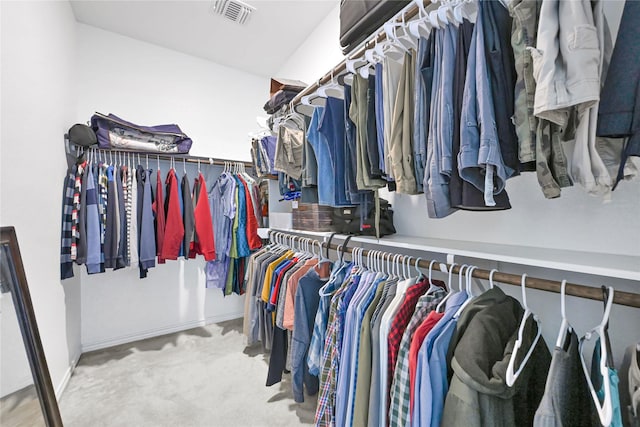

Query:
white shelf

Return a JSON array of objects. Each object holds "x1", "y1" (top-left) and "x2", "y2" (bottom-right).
[{"x1": 270, "y1": 228, "x2": 640, "y2": 281}]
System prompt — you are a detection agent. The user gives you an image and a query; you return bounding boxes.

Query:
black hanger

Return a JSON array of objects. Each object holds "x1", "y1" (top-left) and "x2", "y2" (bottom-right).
[{"x1": 325, "y1": 233, "x2": 337, "y2": 259}]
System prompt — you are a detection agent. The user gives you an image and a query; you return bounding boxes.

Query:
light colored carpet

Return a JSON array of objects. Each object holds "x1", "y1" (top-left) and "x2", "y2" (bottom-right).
[
  {"x1": 0, "y1": 385, "x2": 46, "y2": 427},
  {"x1": 59, "y1": 319, "x2": 317, "y2": 426}
]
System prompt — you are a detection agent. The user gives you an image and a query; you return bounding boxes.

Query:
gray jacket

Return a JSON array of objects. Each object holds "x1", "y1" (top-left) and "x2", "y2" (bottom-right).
[{"x1": 530, "y1": 0, "x2": 601, "y2": 126}]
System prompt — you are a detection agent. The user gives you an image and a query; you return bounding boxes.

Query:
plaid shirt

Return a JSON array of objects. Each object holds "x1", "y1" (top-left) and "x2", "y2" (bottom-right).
[
  {"x1": 315, "y1": 270, "x2": 358, "y2": 427},
  {"x1": 386, "y1": 280, "x2": 431, "y2": 415},
  {"x1": 60, "y1": 165, "x2": 77, "y2": 279},
  {"x1": 389, "y1": 288, "x2": 445, "y2": 427}
]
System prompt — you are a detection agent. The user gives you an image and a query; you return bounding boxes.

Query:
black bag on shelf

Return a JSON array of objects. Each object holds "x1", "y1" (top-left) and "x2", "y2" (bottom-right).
[
  {"x1": 340, "y1": 0, "x2": 411, "y2": 54},
  {"x1": 332, "y1": 198, "x2": 396, "y2": 237}
]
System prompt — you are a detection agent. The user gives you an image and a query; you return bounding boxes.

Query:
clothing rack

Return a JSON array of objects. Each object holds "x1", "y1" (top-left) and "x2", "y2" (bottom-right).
[
  {"x1": 291, "y1": 0, "x2": 426, "y2": 106},
  {"x1": 268, "y1": 231, "x2": 640, "y2": 309},
  {"x1": 80, "y1": 145, "x2": 254, "y2": 170}
]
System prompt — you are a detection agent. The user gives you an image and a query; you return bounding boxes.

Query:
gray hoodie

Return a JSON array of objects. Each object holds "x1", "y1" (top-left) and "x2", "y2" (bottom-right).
[{"x1": 442, "y1": 288, "x2": 551, "y2": 427}]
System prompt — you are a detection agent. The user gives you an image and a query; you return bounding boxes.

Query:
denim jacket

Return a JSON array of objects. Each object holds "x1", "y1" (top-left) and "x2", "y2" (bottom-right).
[{"x1": 459, "y1": 10, "x2": 512, "y2": 204}]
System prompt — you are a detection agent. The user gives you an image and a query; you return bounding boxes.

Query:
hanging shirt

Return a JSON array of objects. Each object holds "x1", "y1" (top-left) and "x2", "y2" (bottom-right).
[
  {"x1": 160, "y1": 169, "x2": 184, "y2": 260},
  {"x1": 192, "y1": 172, "x2": 215, "y2": 261},
  {"x1": 389, "y1": 287, "x2": 445, "y2": 427},
  {"x1": 60, "y1": 165, "x2": 77, "y2": 280},
  {"x1": 238, "y1": 175, "x2": 261, "y2": 251},
  {"x1": 206, "y1": 172, "x2": 236, "y2": 288},
  {"x1": 104, "y1": 165, "x2": 119, "y2": 269},
  {"x1": 129, "y1": 169, "x2": 139, "y2": 268},
  {"x1": 181, "y1": 173, "x2": 195, "y2": 259},
  {"x1": 153, "y1": 169, "x2": 166, "y2": 264},
  {"x1": 85, "y1": 165, "x2": 101, "y2": 274},
  {"x1": 137, "y1": 167, "x2": 156, "y2": 277},
  {"x1": 533, "y1": 330, "x2": 596, "y2": 427},
  {"x1": 411, "y1": 290, "x2": 467, "y2": 427}
]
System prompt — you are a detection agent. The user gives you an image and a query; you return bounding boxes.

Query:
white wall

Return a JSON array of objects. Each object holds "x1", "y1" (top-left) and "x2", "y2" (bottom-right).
[
  {"x1": 0, "y1": 0, "x2": 82, "y2": 397},
  {"x1": 75, "y1": 24, "x2": 270, "y2": 351},
  {"x1": 275, "y1": 4, "x2": 343, "y2": 86},
  {"x1": 272, "y1": 3, "x2": 640, "y2": 359}
]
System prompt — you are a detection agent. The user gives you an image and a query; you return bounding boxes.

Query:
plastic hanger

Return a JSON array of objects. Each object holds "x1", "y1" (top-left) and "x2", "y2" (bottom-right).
[
  {"x1": 395, "y1": 14, "x2": 418, "y2": 50},
  {"x1": 436, "y1": 262, "x2": 460, "y2": 312},
  {"x1": 555, "y1": 280, "x2": 573, "y2": 348},
  {"x1": 453, "y1": 265, "x2": 478, "y2": 318},
  {"x1": 317, "y1": 71, "x2": 345, "y2": 99},
  {"x1": 437, "y1": 0, "x2": 456, "y2": 25},
  {"x1": 428, "y1": 260, "x2": 438, "y2": 286},
  {"x1": 454, "y1": 0, "x2": 478, "y2": 24},
  {"x1": 506, "y1": 273, "x2": 543, "y2": 387},
  {"x1": 579, "y1": 287, "x2": 615, "y2": 427},
  {"x1": 409, "y1": 0, "x2": 432, "y2": 38}
]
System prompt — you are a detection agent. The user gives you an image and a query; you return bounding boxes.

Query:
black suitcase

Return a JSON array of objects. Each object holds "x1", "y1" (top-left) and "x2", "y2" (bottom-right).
[{"x1": 340, "y1": 0, "x2": 411, "y2": 55}]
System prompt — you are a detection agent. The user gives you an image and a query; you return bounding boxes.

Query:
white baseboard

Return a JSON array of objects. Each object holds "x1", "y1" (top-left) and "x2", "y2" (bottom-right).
[
  {"x1": 55, "y1": 357, "x2": 79, "y2": 399},
  {"x1": 81, "y1": 312, "x2": 243, "y2": 353}
]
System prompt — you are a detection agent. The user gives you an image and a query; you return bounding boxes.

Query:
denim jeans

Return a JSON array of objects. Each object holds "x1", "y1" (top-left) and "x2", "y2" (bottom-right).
[
  {"x1": 375, "y1": 63, "x2": 386, "y2": 174},
  {"x1": 306, "y1": 106, "x2": 335, "y2": 206},
  {"x1": 319, "y1": 96, "x2": 353, "y2": 206}
]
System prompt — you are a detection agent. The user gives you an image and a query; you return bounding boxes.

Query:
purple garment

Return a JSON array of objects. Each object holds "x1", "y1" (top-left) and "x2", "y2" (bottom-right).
[
  {"x1": 260, "y1": 136, "x2": 277, "y2": 174},
  {"x1": 206, "y1": 173, "x2": 236, "y2": 289}
]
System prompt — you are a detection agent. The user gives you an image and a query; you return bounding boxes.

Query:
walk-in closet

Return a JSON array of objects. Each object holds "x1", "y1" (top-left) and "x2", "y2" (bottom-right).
[{"x1": 1, "y1": 0, "x2": 638, "y2": 426}]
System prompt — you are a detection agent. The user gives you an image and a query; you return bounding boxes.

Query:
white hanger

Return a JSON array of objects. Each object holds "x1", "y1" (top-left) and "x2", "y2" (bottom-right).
[
  {"x1": 409, "y1": 0, "x2": 432, "y2": 39},
  {"x1": 317, "y1": 71, "x2": 345, "y2": 99},
  {"x1": 488, "y1": 269, "x2": 497, "y2": 289},
  {"x1": 437, "y1": 0, "x2": 456, "y2": 25},
  {"x1": 454, "y1": 0, "x2": 478, "y2": 24},
  {"x1": 579, "y1": 287, "x2": 615, "y2": 427},
  {"x1": 436, "y1": 262, "x2": 459, "y2": 312},
  {"x1": 428, "y1": 260, "x2": 437, "y2": 286},
  {"x1": 555, "y1": 280, "x2": 573, "y2": 348},
  {"x1": 506, "y1": 273, "x2": 543, "y2": 387},
  {"x1": 394, "y1": 14, "x2": 418, "y2": 51},
  {"x1": 454, "y1": 265, "x2": 478, "y2": 318}
]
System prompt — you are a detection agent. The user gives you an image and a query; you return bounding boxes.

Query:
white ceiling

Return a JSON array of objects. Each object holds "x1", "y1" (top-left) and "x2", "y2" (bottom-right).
[{"x1": 70, "y1": 0, "x2": 338, "y2": 78}]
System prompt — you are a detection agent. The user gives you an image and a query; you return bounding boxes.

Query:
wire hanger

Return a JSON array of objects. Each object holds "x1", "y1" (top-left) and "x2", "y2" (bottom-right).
[
  {"x1": 506, "y1": 273, "x2": 543, "y2": 387},
  {"x1": 579, "y1": 287, "x2": 615, "y2": 427}
]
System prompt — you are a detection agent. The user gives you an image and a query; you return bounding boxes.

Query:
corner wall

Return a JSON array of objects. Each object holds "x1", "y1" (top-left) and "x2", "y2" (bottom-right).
[{"x1": 1, "y1": 0, "x2": 82, "y2": 397}]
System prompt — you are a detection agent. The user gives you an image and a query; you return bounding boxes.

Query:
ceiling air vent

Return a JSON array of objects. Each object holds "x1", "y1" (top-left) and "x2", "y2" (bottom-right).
[{"x1": 212, "y1": 0, "x2": 255, "y2": 25}]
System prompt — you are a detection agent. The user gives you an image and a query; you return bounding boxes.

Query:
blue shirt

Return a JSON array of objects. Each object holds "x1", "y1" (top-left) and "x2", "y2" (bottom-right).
[
  {"x1": 413, "y1": 291, "x2": 468, "y2": 427},
  {"x1": 308, "y1": 262, "x2": 352, "y2": 375}
]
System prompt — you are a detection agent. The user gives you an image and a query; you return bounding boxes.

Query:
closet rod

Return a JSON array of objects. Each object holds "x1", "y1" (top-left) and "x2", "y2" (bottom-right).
[
  {"x1": 84, "y1": 146, "x2": 254, "y2": 169},
  {"x1": 269, "y1": 232, "x2": 640, "y2": 309},
  {"x1": 291, "y1": 0, "x2": 427, "y2": 106}
]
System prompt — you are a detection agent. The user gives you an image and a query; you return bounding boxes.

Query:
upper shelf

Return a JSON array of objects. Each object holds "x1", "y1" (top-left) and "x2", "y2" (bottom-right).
[{"x1": 270, "y1": 228, "x2": 640, "y2": 281}]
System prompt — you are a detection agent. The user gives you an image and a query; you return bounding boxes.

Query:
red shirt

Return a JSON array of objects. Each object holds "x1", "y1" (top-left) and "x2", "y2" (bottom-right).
[
  {"x1": 152, "y1": 169, "x2": 166, "y2": 264},
  {"x1": 191, "y1": 173, "x2": 216, "y2": 261},
  {"x1": 160, "y1": 169, "x2": 184, "y2": 260},
  {"x1": 408, "y1": 310, "x2": 445, "y2": 414}
]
